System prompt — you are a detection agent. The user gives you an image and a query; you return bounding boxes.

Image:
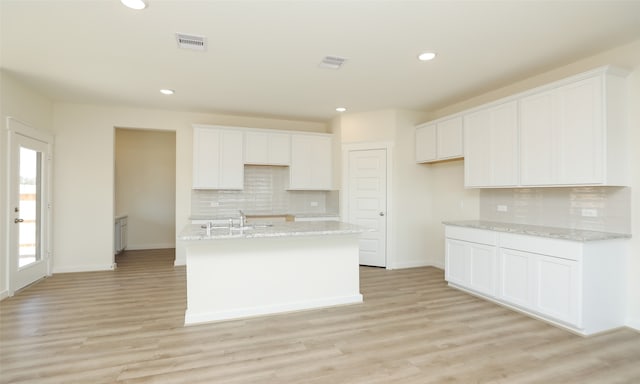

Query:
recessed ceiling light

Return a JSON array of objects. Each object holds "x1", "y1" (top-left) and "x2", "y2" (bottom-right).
[
  {"x1": 160, "y1": 89, "x2": 175, "y2": 95},
  {"x1": 121, "y1": 0, "x2": 148, "y2": 10},
  {"x1": 336, "y1": 107, "x2": 347, "y2": 112},
  {"x1": 417, "y1": 52, "x2": 437, "y2": 61}
]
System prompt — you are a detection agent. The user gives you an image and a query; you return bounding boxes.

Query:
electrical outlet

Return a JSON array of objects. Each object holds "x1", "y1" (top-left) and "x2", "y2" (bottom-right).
[
  {"x1": 497, "y1": 205, "x2": 508, "y2": 212},
  {"x1": 310, "y1": 201, "x2": 319, "y2": 207},
  {"x1": 581, "y1": 208, "x2": 598, "y2": 217}
]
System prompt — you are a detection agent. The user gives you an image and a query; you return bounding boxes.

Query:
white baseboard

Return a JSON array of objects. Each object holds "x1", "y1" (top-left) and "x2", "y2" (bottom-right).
[
  {"x1": 0, "y1": 290, "x2": 9, "y2": 301},
  {"x1": 53, "y1": 263, "x2": 116, "y2": 273},
  {"x1": 185, "y1": 294, "x2": 363, "y2": 326},
  {"x1": 125, "y1": 243, "x2": 176, "y2": 251},
  {"x1": 388, "y1": 260, "x2": 444, "y2": 270}
]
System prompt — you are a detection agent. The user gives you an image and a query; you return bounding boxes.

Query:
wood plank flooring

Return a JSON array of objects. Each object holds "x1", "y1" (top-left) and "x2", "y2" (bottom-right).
[{"x1": 1, "y1": 248, "x2": 639, "y2": 383}]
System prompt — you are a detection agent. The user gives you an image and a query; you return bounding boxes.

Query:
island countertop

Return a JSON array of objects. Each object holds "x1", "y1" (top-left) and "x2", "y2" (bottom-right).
[
  {"x1": 443, "y1": 220, "x2": 631, "y2": 242},
  {"x1": 179, "y1": 220, "x2": 369, "y2": 241}
]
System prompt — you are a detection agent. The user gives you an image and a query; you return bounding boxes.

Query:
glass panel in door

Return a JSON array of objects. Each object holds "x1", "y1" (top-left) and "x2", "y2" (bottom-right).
[{"x1": 18, "y1": 147, "x2": 42, "y2": 268}]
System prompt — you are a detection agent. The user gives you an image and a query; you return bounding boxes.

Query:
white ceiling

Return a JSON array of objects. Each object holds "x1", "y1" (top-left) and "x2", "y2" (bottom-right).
[{"x1": 2, "y1": 1, "x2": 640, "y2": 122}]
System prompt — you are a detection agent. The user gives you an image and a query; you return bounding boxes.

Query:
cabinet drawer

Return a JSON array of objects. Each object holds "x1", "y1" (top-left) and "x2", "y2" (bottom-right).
[
  {"x1": 498, "y1": 232, "x2": 582, "y2": 261},
  {"x1": 445, "y1": 226, "x2": 497, "y2": 245}
]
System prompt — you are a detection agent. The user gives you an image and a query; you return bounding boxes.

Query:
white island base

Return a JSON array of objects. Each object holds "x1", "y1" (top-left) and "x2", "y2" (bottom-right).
[{"x1": 184, "y1": 233, "x2": 363, "y2": 325}]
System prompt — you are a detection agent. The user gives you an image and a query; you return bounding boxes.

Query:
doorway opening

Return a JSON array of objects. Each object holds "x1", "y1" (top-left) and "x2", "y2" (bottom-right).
[{"x1": 114, "y1": 128, "x2": 176, "y2": 260}]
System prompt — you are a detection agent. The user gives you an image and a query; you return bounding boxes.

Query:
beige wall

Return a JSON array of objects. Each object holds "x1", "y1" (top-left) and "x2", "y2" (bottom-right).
[
  {"x1": 335, "y1": 109, "x2": 445, "y2": 269},
  {"x1": 0, "y1": 71, "x2": 53, "y2": 298},
  {"x1": 115, "y1": 129, "x2": 176, "y2": 250},
  {"x1": 51, "y1": 103, "x2": 327, "y2": 272},
  {"x1": 627, "y1": 68, "x2": 640, "y2": 330}
]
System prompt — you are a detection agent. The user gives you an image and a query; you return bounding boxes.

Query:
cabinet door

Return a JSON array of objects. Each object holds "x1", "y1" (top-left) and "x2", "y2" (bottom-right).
[
  {"x1": 193, "y1": 127, "x2": 243, "y2": 189},
  {"x1": 437, "y1": 117, "x2": 463, "y2": 160},
  {"x1": 219, "y1": 130, "x2": 244, "y2": 189},
  {"x1": 463, "y1": 111, "x2": 491, "y2": 186},
  {"x1": 193, "y1": 127, "x2": 221, "y2": 188},
  {"x1": 489, "y1": 101, "x2": 518, "y2": 186},
  {"x1": 290, "y1": 134, "x2": 332, "y2": 190},
  {"x1": 244, "y1": 131, "x2": 269, "y2": 164},
  {"x1": 499, "y1": 248, "x2": 534, "y2": 308},
  {"x1": 465, "y1": 101, "x2": 518, "y2": 187},
  {"x1": 268, "y1": 133, "x2": 291, "y2": 165},
  {"x1": 311, "y1": 136, "x2": 332, "y2": 189},
  {"x1": 120, "y1": 219, "x2": 128, "y2": 251},
  {"x1": 445, "y1": 239, "x2": 470, "y2": 286},
  {"x1": 535, "y1": 255, "x2": 580, "y2": 326},
  {"x1": 520, "y1": 76, "x2": 604, "y2": 186},
  {"x1": 556, "y1": 77, "x2": 603, "y2": 184},
  {"x1": 415, "y1": 124, "x2": 437, "y2": 163},
  {"x1": 245, "y1": 131, "x2": 291, "y2": 165},
  {"x1": 469, "y1": 242, "x2": 497, "y2": 296},
  {"x1": 520, "y1": 90, "x2": 555, "y2": 185}
]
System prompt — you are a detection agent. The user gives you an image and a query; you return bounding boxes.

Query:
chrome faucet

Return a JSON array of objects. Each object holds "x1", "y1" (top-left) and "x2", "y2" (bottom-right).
[{"x1": 239, "y1": 210, "x2": 246, "y2": 228}]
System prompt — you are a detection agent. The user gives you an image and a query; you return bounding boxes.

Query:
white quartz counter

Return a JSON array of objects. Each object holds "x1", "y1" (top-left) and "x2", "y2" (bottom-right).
[
  {"x1": 443, "y1": 220, "x2": 631, "y2": 242},
  {"x1": 179, "y1": 220, "x2": 368, "y2": 241}
]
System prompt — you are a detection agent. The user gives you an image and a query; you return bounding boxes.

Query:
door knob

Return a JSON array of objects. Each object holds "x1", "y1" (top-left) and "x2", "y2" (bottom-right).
[
  {"x1": 379, "y1": 212, "x2": 385, "y2": 216},
  {"x1": 14, "y1": 218, "x2": 24, "y2": 223}
]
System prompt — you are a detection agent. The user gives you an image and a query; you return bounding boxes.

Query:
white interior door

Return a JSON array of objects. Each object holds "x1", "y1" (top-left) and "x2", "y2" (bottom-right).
[
  {"x1": 347, "y1": 149, "x2": 387, "y2": 267},
  {"x1": 8, "y1": 121, "x2": 52, "y2": 293}
]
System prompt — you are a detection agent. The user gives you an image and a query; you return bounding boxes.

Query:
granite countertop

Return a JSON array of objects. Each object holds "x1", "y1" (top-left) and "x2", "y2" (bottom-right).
[
  {"x1": 189, "y1": 212, "x2": 339, "y2": 221},
  {"x1": 179, "y1": 220, "x2": 369, "y2": 241},
  {"x1": 443, "y1": 220, "x2": 631, "y2": 242}
]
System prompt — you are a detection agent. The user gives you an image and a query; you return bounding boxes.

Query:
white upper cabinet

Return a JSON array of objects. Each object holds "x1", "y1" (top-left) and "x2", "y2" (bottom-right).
[
  {"x1": 192, "y1": 126, "x2": 244, "y2": 190},
  {"x1": 415, "y1": 116, "x2": 463, "y2": 163},
  {"x1": 446, "y1": 66, "x2": 628, "y2": 188},
  {"x1": 519, "y1": 71, "x2": 627, "y2": 186},
  {"x1": 464, "y1": 101, "x2": 518, "y2": 187},
  {"x1": 244, "y1": 131, "x2": 291, "y2": 165},
  {"x1": 289, "y1": 134, "x2": 333, "y2": 190}
]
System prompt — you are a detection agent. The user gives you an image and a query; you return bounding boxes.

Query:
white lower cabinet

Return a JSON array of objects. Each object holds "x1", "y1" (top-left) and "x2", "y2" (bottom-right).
[
  {"x1": 445, "y1": 225, "x2": 625, "y2": 335},
  {"x1": 498, "y1": 248, "x2": 579, "y2": 326},
  {"x1": 114, "y1": 216, "x2": 128, "y2": 254},
  {"x1": 445, "y1": 238, "x2": 497, "y2": 296}
]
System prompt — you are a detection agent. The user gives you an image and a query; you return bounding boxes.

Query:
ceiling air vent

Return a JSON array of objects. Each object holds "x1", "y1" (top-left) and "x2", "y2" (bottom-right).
[
  {"x1": 319, "y1": 55, "x2": 347, "y2": 69},
  {"x1": 176, "y1": 33, "x2": 207, "y2": 51}
]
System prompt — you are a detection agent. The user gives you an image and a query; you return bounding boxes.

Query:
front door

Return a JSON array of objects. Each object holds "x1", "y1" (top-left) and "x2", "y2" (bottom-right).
[
  {"x1": 8, "y1": 120, "x2": 52, "y2": 293},
  {"x1": 347, "y1": 149, "x2": 387, "y2": 267}
]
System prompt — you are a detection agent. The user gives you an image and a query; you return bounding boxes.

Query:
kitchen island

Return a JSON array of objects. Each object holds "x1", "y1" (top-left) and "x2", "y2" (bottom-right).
[{"x1": 179, "y1": 221, "x2": 366, "y2": 325}]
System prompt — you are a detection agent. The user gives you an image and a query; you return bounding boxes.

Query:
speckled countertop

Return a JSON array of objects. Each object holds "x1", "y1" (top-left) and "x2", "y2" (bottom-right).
[
  {"x1": 189, "y1": 212, "x2": 339, "y2": 221},
  {"x1": 443, "y1": 220, "x2": 631, "y2": 242},
  {"x1": 179, "y1": 220, "x2": 368, "y2": 241}
]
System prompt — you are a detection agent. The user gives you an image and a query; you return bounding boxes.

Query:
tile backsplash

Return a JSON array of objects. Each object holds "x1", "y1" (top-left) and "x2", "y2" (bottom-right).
[
  {"x1": 192, "y1": 165, "x2": 338, "y2": 217},
  {"x1": 480, "y1": 187, "x2": 630, "y2": 234}
]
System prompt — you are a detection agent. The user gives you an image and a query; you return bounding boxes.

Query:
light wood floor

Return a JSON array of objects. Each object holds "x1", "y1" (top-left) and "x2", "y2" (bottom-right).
[{"x1": 1, "y1": 249, "x2": 639, "y2": 384}]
